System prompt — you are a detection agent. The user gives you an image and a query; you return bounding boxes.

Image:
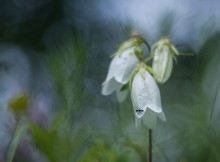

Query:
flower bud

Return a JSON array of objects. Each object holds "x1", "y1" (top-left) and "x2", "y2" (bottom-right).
[{"x1": 152, "y1": 38, "x2": 179, "y2": 84}]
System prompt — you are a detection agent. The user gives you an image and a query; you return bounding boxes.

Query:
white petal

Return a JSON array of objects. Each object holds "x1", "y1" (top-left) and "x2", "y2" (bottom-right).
[
  {"x1": 102, "y1": 52, "x2": 120, "y2": 85},
  {"x1": 135, "y1": 108, "x2": 166, "y2": 128},
  {"x1": 116, "y1": 89, "x2": 128, "y2": 103},
  {"x1": 131, "y1": 87, "x2": 146, "y2": 118},
  {"x1": 101, "y1": 78, "x2": 123, "y2": 96},
  {"x1": 114, "y1": 47, "x2": 139, "y2": 84},
  {"x1": 135, "y1": 116, "x2": 141, "y2": 127},
  {"x1": 142, "y1": 109, "x2": 157, "y2": 129},
  {"x1": 158, "y1": 111, "x2": 166, "y2": 121},
  {"x1": 131, "y1": 68, "x2": 162, "y2": 114},
  {"x1": 132, "y1": 97, "x2": 146, "y2": 119}
]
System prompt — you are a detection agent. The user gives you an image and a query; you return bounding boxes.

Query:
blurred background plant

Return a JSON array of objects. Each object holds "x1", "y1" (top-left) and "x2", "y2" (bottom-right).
[{"x1": 1, "y1": 0, "x2": 220, "y2": 162}]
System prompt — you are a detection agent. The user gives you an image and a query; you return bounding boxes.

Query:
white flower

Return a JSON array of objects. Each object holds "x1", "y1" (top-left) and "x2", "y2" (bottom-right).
[
  {"x1": 102, "y1": 46, "x2": 140, "y2": 102},
  {"x1": 152, "y1": 38, "x2": 179, "y2": 84},
  {"x1": 131, "y1": 66, "x2": 166, "y2": 129}
]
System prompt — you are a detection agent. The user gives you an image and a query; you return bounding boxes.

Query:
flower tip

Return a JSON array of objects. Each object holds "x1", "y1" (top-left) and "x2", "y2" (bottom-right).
[
  {"x1": 135, "y1": 116, "x2": 141, "y2": 127},
  {"x1": 101, "y1": 87, "x2": 109, "y2": 96},
  {"x1": 101, "y1": 82, "x2": 113, "y2": 96},
  {"x1": 135, "y1": 108, "x2": 145, "y2": 118},
  {"x1": 158, "y1": 111, "x2": 166, "y2": 121}
]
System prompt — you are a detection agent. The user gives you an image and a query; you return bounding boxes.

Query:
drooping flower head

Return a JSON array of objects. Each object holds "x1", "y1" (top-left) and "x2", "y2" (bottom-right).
[
  {"x1": 102, "y1": 37, "x2": 144, "y2": 102},
  {"x1": 131, "y1": 64, "x2": 166, "y2": 129},
  {"x1": 152, "y1": 38, "x2": 179, "y2": 84}
]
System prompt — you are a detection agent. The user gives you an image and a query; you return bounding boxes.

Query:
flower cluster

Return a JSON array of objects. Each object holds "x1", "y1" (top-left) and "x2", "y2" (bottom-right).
[{"x1": 102, "y1": 34, "x2": 179, "y2": 129}]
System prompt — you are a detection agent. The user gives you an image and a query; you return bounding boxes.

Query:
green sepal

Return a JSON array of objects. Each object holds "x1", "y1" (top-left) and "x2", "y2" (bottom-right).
[
  {"x1": 145, "y1": 66, "x2": 156, "y2": 76},
  {"x1": 134, "y1": 46, "x2": 143, "y2": 61},
  {"x1": 144, "y1": 55, "x2": 154, "y2": 63},
  {"x1": 120, "y1": 83, "x2": 129, "y2": 92},
  {"x1": 170, "y1": 44, "x2": 179, "y2": 56},
  {"x1": 117, "y1": 37, "x2": 145, "y2": 54}
]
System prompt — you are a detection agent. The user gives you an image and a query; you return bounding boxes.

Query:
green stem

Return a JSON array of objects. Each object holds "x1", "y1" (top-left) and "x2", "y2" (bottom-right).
[
  {"x1": 145, "y1": 55, "x2": 154, "y2": 63},
  {"x1": 148, "y1": 129, "x2": 152, "y2": 162}
]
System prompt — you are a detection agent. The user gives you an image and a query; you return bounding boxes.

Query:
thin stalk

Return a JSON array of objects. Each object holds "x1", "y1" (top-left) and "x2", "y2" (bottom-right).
[
  {"x1": 144, "y1": 40, "x2": 151, "y2": 54},
  {"x1": 148, "y1": 129, "x2": 152, "y2": 162}
]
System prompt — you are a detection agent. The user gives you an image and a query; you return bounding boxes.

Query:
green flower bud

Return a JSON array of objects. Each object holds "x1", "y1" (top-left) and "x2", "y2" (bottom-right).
[{"x1": 151, "y1": 38, "x2": 179, "y2": 84}]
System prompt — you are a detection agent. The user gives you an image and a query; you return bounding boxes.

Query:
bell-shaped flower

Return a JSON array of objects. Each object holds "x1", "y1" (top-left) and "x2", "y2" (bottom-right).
[
  {"x1": 151, "y1": 38, "x2": 179, "y2": 84},
  {"x1": 101, "y1": 45, "x2": 141, "y2": 102},
  {"x1": 131, "y1": 65, "x2": 166, "y2": 129}
]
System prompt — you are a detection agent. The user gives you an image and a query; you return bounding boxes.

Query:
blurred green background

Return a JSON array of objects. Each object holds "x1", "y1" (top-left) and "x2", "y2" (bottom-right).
[{"x1": 0, "y1": 0, "x2": 220, "y2": 161}]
